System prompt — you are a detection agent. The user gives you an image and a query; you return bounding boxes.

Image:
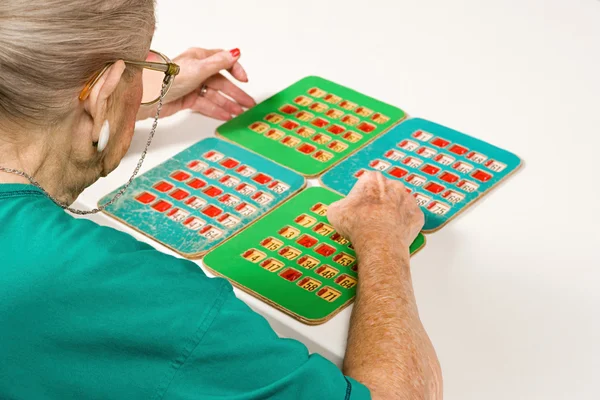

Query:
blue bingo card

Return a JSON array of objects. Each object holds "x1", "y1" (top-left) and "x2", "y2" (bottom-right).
[
  {"x1": 320, "y1": 118, "x2": 521, "y2": 232},
  {"x1": 100, "y1": 137, "x2": 305, "y2": 257}
]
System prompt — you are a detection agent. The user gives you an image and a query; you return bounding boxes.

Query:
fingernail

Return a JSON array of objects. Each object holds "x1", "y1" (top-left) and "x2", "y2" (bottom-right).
[{"x1": 229, "y1": 48, "x2": 241, "y2": 58}]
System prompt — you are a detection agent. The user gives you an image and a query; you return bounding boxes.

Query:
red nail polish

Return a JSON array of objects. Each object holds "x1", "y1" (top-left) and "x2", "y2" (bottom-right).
[{"x1": 229, "y1": 48, "x2": 241, "y2": 58}]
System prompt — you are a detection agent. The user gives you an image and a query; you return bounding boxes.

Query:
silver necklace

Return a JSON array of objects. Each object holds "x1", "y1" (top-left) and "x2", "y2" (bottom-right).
[{"x1": 0, "y1": 81, "x2": 168, "y2": 215}]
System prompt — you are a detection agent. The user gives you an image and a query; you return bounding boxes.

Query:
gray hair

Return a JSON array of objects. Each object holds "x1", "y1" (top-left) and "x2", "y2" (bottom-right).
[{"x1": 0, "y1": 0, "x2": 155, "y2": 128}]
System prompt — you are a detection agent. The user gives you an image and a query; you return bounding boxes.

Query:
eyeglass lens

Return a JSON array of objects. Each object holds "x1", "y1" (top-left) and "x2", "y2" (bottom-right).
[{"x1": 141, "y1": 52, "x2": 171, "y2": 104}]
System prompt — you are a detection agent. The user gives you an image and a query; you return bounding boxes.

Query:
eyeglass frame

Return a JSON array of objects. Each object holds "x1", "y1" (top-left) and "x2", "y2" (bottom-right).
[{"x1": 79, "y1": 49, "x2": 180, "y2": 106}]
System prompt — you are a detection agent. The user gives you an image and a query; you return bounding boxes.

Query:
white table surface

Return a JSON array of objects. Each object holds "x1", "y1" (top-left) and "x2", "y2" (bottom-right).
[{"x1": 77, "y1": 1, "x2": 600, "y2": 399}]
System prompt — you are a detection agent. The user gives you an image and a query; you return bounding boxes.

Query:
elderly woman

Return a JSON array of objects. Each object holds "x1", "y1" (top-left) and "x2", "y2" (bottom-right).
[{"x1": 0, "y1": 1, "x2": 442, "y2": 399}]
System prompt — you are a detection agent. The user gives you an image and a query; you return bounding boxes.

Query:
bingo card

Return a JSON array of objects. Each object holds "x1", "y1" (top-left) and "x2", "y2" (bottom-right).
[
  {"x1": 99, "y1": 137, "x2": 305, "y2": 258},
  {"x1": 203, "y1": 187, "x2": 426, "y2": 325},
  {"x1": 216, "y1": 76, "x2": 407, "y2": 177},
  {"x1": 320, "y1": 118, "x2": 522, "y2": 232}
]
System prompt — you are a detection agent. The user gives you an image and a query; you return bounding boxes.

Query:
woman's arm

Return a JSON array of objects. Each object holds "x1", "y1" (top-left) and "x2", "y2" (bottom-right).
[
  {"x1": 344, "y1": 242, "x2": 442, "y2": 399},
  {"x1": 328, "y1": 171, "x2": 443, "y2": 400}
]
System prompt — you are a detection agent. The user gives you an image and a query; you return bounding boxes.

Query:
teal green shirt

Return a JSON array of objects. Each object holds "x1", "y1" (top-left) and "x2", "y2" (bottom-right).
[{"x1": 0, "y1": 184, "x2": 370, "y2": 400}]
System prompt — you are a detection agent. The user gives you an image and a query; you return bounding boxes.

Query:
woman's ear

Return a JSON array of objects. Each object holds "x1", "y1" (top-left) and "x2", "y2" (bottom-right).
[{"x1": 83, "y1": 60, "x2": 126, "y2": 130}]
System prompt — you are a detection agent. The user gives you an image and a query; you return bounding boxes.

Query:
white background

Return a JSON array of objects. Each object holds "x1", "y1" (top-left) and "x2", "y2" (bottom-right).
[{"x1": 79, "y1": 1, "x2": 600, "y2": 399}]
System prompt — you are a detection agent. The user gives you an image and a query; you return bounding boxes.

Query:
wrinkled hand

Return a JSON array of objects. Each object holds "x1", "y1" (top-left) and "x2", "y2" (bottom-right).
[
  {"x1": 138, "y1": 48, "x2": 256, "y2": 120},
  {"x1": 327, "y1": 171, "x2": 424, "y2": 252}
]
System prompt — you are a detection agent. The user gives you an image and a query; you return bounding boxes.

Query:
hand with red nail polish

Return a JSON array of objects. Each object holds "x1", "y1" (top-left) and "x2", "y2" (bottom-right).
[{"x1": 137, "y1": 47, "x2": 256, "y2": 121}]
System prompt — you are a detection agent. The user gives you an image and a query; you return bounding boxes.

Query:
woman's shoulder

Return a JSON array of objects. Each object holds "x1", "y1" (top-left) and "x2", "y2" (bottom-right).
[
  {"x1": 2, "y1": 192, "x2": 236, "y2": 399},
  {"x1": 2, "y1": 189, "x2": 227, "y2": 294}
]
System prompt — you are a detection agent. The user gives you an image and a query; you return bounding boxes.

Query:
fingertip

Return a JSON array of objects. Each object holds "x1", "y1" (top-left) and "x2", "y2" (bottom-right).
[
  {"x1": 361, "y1": 169, "x2": 377, "y2": 181},
  {"x1": 236, "y1": 68, "x2": 249, "y2": 82},
  {"x1": 214, "y1": 110, "x2": 232, "y2": 121},
  {"x1": 325, "y1": 200, "x2": 341, "y2": 219},
  {"x1": 200, "y1": 51, "x2": 237, "y2": 76},
  {"x1": 240, "y1": 97, "x2": 257, "y2": 109},
  {"x1": 231, "y1": 63, "x2": 249, "y2": 83}
]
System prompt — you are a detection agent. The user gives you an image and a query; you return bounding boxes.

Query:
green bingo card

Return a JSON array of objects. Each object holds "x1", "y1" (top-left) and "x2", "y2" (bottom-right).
[
  {"x1": 216, "y1": 76, "x2": 407, "y2": 177},
  {"x1": 204, "y1": 187, "x2": 426, "y2": 325}
]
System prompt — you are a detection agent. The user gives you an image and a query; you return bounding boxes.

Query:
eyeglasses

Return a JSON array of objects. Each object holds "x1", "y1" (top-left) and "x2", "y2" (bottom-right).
[{"x1": 79, "y1": 49, "x2": 180, "y2": 106}]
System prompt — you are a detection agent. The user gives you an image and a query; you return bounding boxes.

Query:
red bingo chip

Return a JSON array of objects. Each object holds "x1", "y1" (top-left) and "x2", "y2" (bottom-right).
[
  {"x1": 280, "y1": 104, "x2": 298, "y2": 114},
  {"x1": 388, "y1": 167, "x2": 408, "y2": 178},
  {"x1": 281, "y1": 120, "x2": 299, "y2": 130},
  {"x1": 151, "y1": 200, "x2": 171, "y2": 212},
  {"x1": 312, "y1": 118, "x2": 329, "y2": 128},
  {"x1": 252, "y1": 173, "x2": 272, "y2": 185},
  {"x1": 424, "y1": 182, "x2": 445, "y2": 194},
  {"x1": 202, "y1": 205, "x2": 222, "y2": 218},
  {"x1": 297, "y1": 235, "x2": 318, "y2": 248},
  {"x1": 357, "y1": 122, "x2": 375, "y2": 133},
  {"x1": 186, "y1": 178, "x2": 206, "y2": 189},
  {"x1": 154, "y1": 181, "x2": 174, "y2": 192},
  {"x1": 448, "y1": 144, "x2": 468, "y2": 155},
  {"x1": 315, "y1": 244, "x2": 336, "y2": 257},
  {"x1": 297, "y1": 143, "x2": 316, "y2": 154},
  {"x1": 136, "y1": 192, "x2": 156, "y2": 204},
  {"x1": 421, "y1": 164, "x2": 441, "y2": 175},
  {"x1": 220, "y1": 158, "x2": 240, "y2": 169},
  {"x1": 431, "y1": 138, "x2": 450, "y2": 148},
  {"x1": 280, "y1": 268, "x2": 302, "y2": 282},
  {"x1": 171, "y1": 170, "x2": 191, "y2": 182},
  {"x1": 169, "y1": 188, "x2": 189, "y2": 200},
  {"x1": 203, "y1": 186, "x2": 223, "y2": 197},
  {"x1": 472, "y1": 170, "x2": 493, "y2": 182},
  {"x1": 327, "y1": 125, "x2": 345, "y2": 135},
  {"x1": 439, "y1": 172, "x2": 459, "y2": 184}
]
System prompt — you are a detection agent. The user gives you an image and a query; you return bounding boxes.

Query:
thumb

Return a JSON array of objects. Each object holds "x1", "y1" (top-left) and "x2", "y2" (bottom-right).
[
  {"x1": 326, "y1": 200, "x2": 345, "y2": 227},
  {"x1": 195, "y1": 50, "x2": 239, "y2": 81}
]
